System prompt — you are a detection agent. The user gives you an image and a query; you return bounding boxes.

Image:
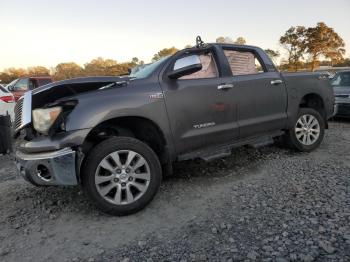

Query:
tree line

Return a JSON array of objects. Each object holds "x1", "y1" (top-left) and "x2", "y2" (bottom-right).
[
  {"x1": 0, "y1": 22, "x2": 348, "y2": 83},
  {"x1": 0, "y1": 57, "x2": 145, "y2": 83}
]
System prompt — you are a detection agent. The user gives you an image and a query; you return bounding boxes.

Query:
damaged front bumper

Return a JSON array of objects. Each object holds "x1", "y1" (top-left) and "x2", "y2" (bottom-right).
[{"x1": 15, "y1": 148, "x2": 78, "y2": 186}]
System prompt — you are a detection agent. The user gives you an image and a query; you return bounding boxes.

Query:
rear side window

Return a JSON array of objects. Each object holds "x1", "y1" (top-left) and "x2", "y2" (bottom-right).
[
  {"x1": 224, "y1": 50, "x2": 265, "y2": 76},
  {"x1": 37, "y1": 78, "x2": 52, "y2": 87}
]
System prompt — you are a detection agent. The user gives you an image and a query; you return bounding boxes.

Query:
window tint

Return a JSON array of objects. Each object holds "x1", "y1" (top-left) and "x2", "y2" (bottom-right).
[
  {"x1": 178, "y1": 52, "x2": 218, "y2": 80},
  {"x1": 14, "y1": 79, "x2": 29, "y2": 91},
  {"x1": 37, "y1": 78, "x2": 52, "y2": 87},
  {"x1": 224, "y1": 50, "x2": 265, "y2": 76}
]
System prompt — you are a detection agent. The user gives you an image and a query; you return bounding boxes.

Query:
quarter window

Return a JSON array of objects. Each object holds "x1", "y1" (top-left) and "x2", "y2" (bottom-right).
[{"x1": 224, "y1": 50, "x2": 265, "y2": 76}]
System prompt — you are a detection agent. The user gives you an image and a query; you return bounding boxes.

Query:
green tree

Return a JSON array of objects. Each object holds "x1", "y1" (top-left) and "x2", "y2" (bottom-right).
[
  {"x1": 4, "y1": 67, "x2": 27, "y2": 79},
  {"x1": 152, "y1": 47, "x2": 178, "y2": 61},
  {"x1": 27, "y1": 66, "x2": 50, "y2": 76},
  {"x1": 280, "y1": 26, "x2": 306, "y2": 71},
  {"x1": 84, "y1": 57, "x2": 119, "y2": 76},
  {"x1": 216, "y1": 36, "x2": 226, "y2": 43},
  {"x1": 304, "y1": 22, "x2": 345, "y2": 71},
  {"x1": 216, "y1": 36, "x2": 235, "y2": 44},
  {"x1": 334, "y1": 58, "x2": 350, "y2": 67},
  {"x1": 0, "y1": 72, "x2": 13, "y2": 83},
  {"x1": 234, "y1": 37, "x2": 246, "y2": 45},
  {"x1": 265, "y1": 49, "x2": 280, "y2": 65},
  {"x1": 108, "y1": 63, "x2": 131, "y2": 76},
  {"x1": 130, "y1": 57, "x2": 144, "y2": 67},
  {"x1": 265, "y1": 49, "x2": 280, "y2": 59},
  {"x1": 54, "y1": 62, "x2": 83, "y2": 80}
]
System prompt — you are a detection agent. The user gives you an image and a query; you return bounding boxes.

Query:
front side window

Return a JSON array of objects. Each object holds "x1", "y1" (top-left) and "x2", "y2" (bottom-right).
[
  {"x1": 177, "y1": 52, "x2": 219, "y2": 80},
  {"x1": 14, "y1": 78, "x2": 29, "y2": 91},
  {"x1": 224, "y1": 50, "x2": 265, "y2": 76}
]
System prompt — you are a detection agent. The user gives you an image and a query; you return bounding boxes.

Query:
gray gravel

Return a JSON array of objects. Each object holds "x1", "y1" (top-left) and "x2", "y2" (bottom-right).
[{"x1": 0, "y1": 120, "x2": 349, "y2": 261}]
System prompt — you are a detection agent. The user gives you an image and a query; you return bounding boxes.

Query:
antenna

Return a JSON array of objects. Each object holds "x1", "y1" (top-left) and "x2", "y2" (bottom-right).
[{"x1": 196, "y1": 36, "x2": 205, "y2": 48}]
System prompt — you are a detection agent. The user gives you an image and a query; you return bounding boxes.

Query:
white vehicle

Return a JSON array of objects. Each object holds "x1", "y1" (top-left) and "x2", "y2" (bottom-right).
[{"x1": 0, "y1": 85, "x2": 15, "y2": 121}]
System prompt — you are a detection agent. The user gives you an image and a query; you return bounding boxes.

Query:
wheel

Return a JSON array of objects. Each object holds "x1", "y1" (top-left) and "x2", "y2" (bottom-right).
[
  {"x1": 285, "y1": 108, "x2": 325, "y2": 152},
  {"x1": 82, "y1": 137, "x2": 162, "y2": 216}
]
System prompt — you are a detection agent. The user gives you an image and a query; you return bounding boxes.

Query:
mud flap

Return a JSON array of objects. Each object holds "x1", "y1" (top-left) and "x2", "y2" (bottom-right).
[{"x1": 0, "y1": 115, "x2": 12, "y2": 155}]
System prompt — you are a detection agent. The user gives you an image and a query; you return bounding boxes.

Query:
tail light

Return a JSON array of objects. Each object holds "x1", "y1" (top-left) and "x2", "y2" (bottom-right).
[{"x1": 0, "y1": 95, "x2": 15, "y2": 103}]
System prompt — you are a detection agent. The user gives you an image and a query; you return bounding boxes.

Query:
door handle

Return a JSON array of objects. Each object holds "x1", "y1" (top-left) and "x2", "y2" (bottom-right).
[
  {"x1": 217, "y1": 84, "x2": 234, "y2": 90},
  {"x1": 271, "y1": 79, "x2": 283, "y2": 85}
]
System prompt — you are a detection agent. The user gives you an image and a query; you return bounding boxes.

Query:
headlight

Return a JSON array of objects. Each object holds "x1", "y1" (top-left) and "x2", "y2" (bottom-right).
[{"x1": 32, "y1": 106, "x2": 62, "y2": 134}]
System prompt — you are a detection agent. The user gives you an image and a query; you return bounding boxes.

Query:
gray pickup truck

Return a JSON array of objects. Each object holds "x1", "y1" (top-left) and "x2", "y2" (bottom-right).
[{"x1": 14, "y1": 40, "x2": 334, "y2": 215}]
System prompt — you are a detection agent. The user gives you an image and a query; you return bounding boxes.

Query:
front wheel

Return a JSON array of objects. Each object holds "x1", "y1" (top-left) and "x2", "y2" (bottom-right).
[
  {"x1": 82, "y1": 137, "x2": 162, "y2": 216},
  {"x1": 285, "y1": 108, "x2": 325, "y2": 152}
]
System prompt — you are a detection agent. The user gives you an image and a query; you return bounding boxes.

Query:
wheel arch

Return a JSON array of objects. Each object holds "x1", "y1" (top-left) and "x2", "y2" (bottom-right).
[
  {"x1": 81, "y1": 116, "x2": 171, "y2": 165},
  {"x1": 298, "y1": 93, "x2": 328, "y2": 128}
]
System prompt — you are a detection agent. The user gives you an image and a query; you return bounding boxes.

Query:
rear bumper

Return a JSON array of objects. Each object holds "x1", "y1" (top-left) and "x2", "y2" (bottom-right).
[{"x1": 15, "y1": 148, "x2": 78, "y2": 186}]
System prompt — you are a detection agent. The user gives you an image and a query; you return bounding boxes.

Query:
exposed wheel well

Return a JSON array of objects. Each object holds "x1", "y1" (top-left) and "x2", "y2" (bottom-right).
[
  {"x1": 82, "y1": 116, "x2": 168, "y2": 164},
  {"x1": 299, "y1": 93, "x2": 327, "y2": 126}
]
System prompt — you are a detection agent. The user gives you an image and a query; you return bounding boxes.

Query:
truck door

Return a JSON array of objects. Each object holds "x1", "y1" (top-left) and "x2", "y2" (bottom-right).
[
  {"x1": 160, "y1": 48, "x2": 239, "y2": 155},
  {"x1": 221, "y1": 47, "x2": 288, "y2": 138}
]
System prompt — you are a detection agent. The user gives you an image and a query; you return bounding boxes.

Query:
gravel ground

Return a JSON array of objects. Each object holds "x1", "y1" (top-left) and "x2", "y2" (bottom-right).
[{"x1": 0, "y1": 120, "x2": 349, "y2": 262}]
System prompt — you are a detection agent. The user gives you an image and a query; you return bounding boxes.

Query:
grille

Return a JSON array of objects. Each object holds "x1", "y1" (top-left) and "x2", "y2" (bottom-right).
[
  {"x1": 336, "y1": 94, "x2": 350, "y2": 98},
  {"x1": 14, "y1": 98, "x2": 24, "y2": 131}
]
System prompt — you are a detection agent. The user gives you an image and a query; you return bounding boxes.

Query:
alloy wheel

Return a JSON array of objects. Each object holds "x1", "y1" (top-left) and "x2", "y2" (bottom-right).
[
  {"x1": 95, "y1": 150, "x2": 150, "y2": 205},
  {"x1": 295, "y1": 114, "x2": 320, "y2": 146}
]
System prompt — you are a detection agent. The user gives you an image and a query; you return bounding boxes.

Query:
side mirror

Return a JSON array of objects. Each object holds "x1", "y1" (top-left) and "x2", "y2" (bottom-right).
[
  {"x1": 7, "y1": 86, "x2": 13, "y2": 92},
  {"x1": 167, "y1": 55, "x2": 202, "y2": 79}
]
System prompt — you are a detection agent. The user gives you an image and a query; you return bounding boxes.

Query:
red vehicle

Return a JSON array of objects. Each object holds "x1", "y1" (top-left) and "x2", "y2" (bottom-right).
[{"x1": 6, "y1": 77, "x2": 53, "y2": 101}]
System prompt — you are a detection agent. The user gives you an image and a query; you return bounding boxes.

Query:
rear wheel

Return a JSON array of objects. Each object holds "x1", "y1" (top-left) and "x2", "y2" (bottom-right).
[
  {"x1": 82, "y1": 137, "x2": 162, "y2": 215},
  {"x1": 285, "y1": 108, "x2": 325, "y2": 152}
]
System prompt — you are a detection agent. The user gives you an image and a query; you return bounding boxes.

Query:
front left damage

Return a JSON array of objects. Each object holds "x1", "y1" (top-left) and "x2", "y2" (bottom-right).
[{"x1": 14, "y1": 77, "x2": 130, "y2": 186}]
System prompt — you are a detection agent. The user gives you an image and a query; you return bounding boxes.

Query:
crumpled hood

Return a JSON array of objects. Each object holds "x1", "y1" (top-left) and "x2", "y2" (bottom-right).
[{"x1": 31, "y1": 76, "x2": 131, "y2": 108}]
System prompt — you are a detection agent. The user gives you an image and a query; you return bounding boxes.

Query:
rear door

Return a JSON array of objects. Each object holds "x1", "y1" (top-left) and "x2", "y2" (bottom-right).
[
  {"x1": 221, "y1": 47, "x2": 288, "y2": 138},
  {"x1": 160, "y1": 47, "x2": 239, "y2": 155}
]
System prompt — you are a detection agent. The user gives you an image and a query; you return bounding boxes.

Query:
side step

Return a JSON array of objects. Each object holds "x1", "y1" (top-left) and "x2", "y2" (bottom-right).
[
  {"x1": 249, "y1": 136, "x2": 275, "y2": 148},
  {"x1": 201, "y1": 148, "x2": 232, "y2": 162},
  {"x1": 178, "y1": 131, "x2": 282, "y2": 162}
]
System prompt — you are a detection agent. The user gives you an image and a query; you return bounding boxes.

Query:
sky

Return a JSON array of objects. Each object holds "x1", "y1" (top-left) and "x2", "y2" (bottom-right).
[{"x1": 0, "y1": 0, "x2": 349, "y2": 70}]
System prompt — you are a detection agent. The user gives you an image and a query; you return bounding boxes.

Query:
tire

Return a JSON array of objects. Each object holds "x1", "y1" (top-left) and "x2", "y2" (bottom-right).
[
  {"x1": 82, "y1": 137, "x2": 162, "y2": 216},
  {"x1": 285, "y1": 108, "x2": 325, "y2": 152}
]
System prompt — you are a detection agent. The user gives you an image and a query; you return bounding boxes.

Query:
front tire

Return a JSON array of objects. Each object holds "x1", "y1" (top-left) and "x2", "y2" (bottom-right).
[
  {"x1": 82, "y1": 137, "x2": 162, "y2": 216},
  {"x1": 285, "y1": 108, "x2": 325, "y2": 152}
]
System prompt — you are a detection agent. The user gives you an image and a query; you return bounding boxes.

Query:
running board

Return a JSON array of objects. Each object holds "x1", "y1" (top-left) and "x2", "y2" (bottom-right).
[{"x1": 178, "y1": 131, "x2": 283, "y2": 162}]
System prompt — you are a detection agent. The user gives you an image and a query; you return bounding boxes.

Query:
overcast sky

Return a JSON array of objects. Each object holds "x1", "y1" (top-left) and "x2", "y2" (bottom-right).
[{"x1": 0, "y1": 0, "x2": 349, "y2": 70}]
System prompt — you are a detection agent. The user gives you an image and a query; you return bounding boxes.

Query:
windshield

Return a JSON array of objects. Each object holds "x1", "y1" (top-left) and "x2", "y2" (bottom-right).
[
  {"x1": 130, "y1": 57, "x2": 169, "y2": 79},
  {"x1": 331, "y1": 72, "x2": 350, "y2": 87},
  {"x1": 6, "y1": 79, "x2": 18, "y2": 88}
]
